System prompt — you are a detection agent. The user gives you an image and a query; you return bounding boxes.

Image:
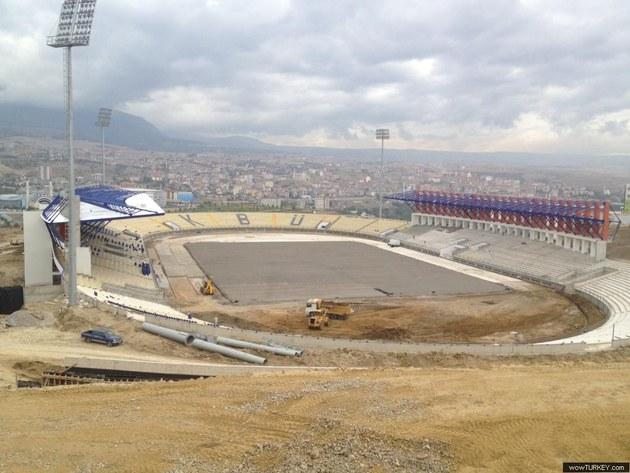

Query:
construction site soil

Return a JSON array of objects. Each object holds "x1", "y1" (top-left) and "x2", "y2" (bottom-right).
[
  {"x1": 0, "y1": 289, "x2": 628, "y2": 471},
  {"x1": 170, "y1": 283, "x2": 604, "y2": 344},
  {"x1": 0, "y1": 227, "x2": 24, "y2": 287},
  {"x1": 1, "y1": 343, "x2": 630, "y2": 472},
  {"x1": 164, "y1": 235, "x2": 603, "y2": 343}
]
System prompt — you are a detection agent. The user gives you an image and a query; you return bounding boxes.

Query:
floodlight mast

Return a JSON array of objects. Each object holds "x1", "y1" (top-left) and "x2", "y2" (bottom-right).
[
  {"x1": 95, "y1": 108, "x2": 112, "y2": 184},
  {"x1": 375, "y1": 128, "x2": 390, "y2": 220},
  {"x1": 47, "y1": 0, "x2": 98, "y2": 306}
]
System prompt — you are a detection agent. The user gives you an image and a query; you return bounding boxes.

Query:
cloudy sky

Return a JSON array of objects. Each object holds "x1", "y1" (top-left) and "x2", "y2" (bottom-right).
[{"x1": 1, "y1": 0, "x2": 630, "y2": 153}]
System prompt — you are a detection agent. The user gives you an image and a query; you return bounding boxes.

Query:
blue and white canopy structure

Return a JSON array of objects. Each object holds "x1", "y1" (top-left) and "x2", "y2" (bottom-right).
[{"x1": 41, "y1": 185, "x2": 164, "y2": 249}]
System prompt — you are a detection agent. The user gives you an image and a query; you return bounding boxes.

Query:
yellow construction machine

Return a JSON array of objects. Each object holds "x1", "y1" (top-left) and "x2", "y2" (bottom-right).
[
  {"x1": 200, "y1": 278, "x2": 215, "y2": 296},
  {"x1": 305, "y1": 299, "x2": 353, "y2": 329},
  {"x1": 307, "y1": 310, "x2": 329, "y2": 329},
  {"x1": 305, "y1": 299, "x2": 353, "y2": 320}
]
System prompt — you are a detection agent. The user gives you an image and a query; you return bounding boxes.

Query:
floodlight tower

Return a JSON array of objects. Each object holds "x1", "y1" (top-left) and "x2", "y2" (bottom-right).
[
  {"x1": 47, "y1": 0, "x2": 98, "y2": 306},
  {"x1": 375, "y1": 128, "x2": 390, "y2": 220},
  {"x1": 95, "y1": 107, "x2": 112, "y2": 184}
]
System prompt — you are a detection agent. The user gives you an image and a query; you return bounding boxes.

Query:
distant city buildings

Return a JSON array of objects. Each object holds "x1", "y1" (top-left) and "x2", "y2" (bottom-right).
[{"x1": 0, "y1": 135, "x2": 627, "y2": 215}]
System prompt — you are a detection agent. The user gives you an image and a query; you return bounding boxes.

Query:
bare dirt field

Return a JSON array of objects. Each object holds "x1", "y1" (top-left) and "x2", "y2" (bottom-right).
[
  {"x1": 1, "y1": 359, "x2": 629, "y2": 473},
  {"x1": 172, "y1": 287, "x2": 604, "y2": 344},
  {"x1": 0, "y1": 300, "x2": 334, "y2": 388}
]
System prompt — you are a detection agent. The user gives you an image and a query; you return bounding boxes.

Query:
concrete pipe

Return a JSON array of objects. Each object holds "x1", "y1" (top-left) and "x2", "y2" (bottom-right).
[
  {"x1": 142, "y1": 322, "x2": 194, "y2": 345},
  {"x1": 190, "y1": 338, "x2": 267, "y2": 365},
  {"x1": 215, "y1": 336, "x2": 303, "y2": 357}
]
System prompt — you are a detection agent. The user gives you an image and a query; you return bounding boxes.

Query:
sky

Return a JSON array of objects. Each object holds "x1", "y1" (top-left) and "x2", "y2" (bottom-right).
[{"x1": 1, "y1": 0, "x2": 630, "y2": 153}]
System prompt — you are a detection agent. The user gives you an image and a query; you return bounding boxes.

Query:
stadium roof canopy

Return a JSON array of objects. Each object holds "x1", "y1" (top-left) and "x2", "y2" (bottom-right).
[{"x1": 41, "y1": 185, "x2": 165, "y2": 224}]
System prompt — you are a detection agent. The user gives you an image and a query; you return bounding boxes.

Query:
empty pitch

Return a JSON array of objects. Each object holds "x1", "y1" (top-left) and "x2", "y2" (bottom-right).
[{"x1": 186, "y1": 241, "x2": 504, "y2": 304}]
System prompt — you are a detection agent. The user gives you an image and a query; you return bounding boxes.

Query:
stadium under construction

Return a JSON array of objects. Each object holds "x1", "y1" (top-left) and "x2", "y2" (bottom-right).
[{"x1": 18, "y1": 185, "x2": 629, "y2": 355}]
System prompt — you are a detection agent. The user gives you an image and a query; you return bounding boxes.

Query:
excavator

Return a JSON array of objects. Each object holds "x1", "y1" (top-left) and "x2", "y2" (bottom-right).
[{"x1": 200, "y1": 278, "x2": 215, "y2": 296}]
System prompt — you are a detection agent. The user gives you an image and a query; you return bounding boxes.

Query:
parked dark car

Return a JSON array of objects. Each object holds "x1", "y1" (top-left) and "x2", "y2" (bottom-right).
[{"x1": 80, "y1": 329, "x2": 122, "y2": 346}]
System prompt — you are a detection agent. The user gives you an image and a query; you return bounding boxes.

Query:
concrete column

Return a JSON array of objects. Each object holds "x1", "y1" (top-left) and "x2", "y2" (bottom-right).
[
  {"x1": 594, "y1": 240, "x2": 607, "y2": 261},
  {"x1": 24, "y1": 211, "x2": 53, "y2": 287},
  {"x1": 563, "y1": 236, "x2": 571, "y2": 249}
]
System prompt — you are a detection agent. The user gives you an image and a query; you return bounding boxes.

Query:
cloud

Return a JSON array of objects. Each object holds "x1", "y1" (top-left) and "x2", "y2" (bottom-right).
[{"x1": 1, "y1": 0, "x2": 630, "y2": 153}]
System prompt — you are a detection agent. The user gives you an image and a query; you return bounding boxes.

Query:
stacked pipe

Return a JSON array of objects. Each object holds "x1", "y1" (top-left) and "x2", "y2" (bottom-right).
[
  {"x1": 143, "y1": 322, "x2": 194, "y2": 345},
  {"x1": 215, "y1": 336, "x2": 303, "y2": 357},
  {"x1": 190, "y1": 338, "x2": 266, "y2": 365},
  {"x1": 141, "y1": 323, "x2": 302, "y2": 365}
]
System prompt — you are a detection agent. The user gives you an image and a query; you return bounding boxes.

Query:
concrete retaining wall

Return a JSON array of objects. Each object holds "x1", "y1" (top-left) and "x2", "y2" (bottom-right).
[
  {"x1": 23, "y1": 284, "x2": 63, "y2": 303},
  {"x1": 64, "y1": 356, "x2": 333, "y2": 376}
]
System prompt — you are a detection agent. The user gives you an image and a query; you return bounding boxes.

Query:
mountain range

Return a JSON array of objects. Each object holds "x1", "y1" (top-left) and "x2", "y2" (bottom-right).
[{"x1": 0, "y1": 103, "x2": 629, "y2": 168}]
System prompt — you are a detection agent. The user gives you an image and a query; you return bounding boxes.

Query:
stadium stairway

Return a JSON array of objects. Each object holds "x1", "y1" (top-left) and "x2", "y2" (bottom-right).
[{"x1": 543, "y1": 261, "x2": 630, "y2": 344}]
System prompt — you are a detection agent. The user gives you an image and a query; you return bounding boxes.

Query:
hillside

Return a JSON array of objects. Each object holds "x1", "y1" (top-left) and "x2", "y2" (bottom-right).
[{"x1": 1, "y1": 103, "x2": 630, "y2": 169}]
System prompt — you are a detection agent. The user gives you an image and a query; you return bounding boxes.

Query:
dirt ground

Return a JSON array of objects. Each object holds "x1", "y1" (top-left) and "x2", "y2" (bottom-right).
[
  {"x1": 0, "y1": 296, "x2": 629, "y2": 472},
  {"x1": 0, "y1": 295, "x2": 609, "y2": 391},
  {"x1": 1, "y1": 360, "x2": 629, "y2": 473},
  {"x1": 175, "y1": 286, "x2": 605, "y2": 344},
  {"x1": 0, "y1": 299, "x2": 335, "y2": 389},
  {"x1": 0, "y1": 227, "x2": 24, "y2": 287}
]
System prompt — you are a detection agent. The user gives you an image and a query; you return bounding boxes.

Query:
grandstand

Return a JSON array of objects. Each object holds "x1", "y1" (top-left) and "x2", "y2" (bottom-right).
[
  {"x1": 31, "y1": 186, "x2": 165, "y2": 301},
  {"x1": 28, "y1": 186, "x2": 630, "y2": 346},
  {"x1": 104, "y1": 209, "x2": 612, "y2": 293},
  {"x1": 79, "y1": 225, "x2": 162, "y2": 299},
  {"x1": 387, "y1": 190, "x2": 615, "y2": 260},
  {"x1": 108, "y1": 212, "x2": 410, "y2": 238},
  {"x1": 53, "y1": 210, "x2": 411, "y2": 303},
  {"x1": 544, "y1": 259, "x2": 630, "y2": 344}
]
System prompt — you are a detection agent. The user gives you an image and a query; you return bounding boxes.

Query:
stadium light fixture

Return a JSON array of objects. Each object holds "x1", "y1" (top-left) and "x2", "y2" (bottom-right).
[
  {"x1": 95, "y1": 107, "x2": 112, "y2": 185},
  {"x1": 375, "y1": 128, "x2": 390, "y2": 220},
  {"x1": 47, "y1": 0, "x2": 98, "y2": 306}
]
